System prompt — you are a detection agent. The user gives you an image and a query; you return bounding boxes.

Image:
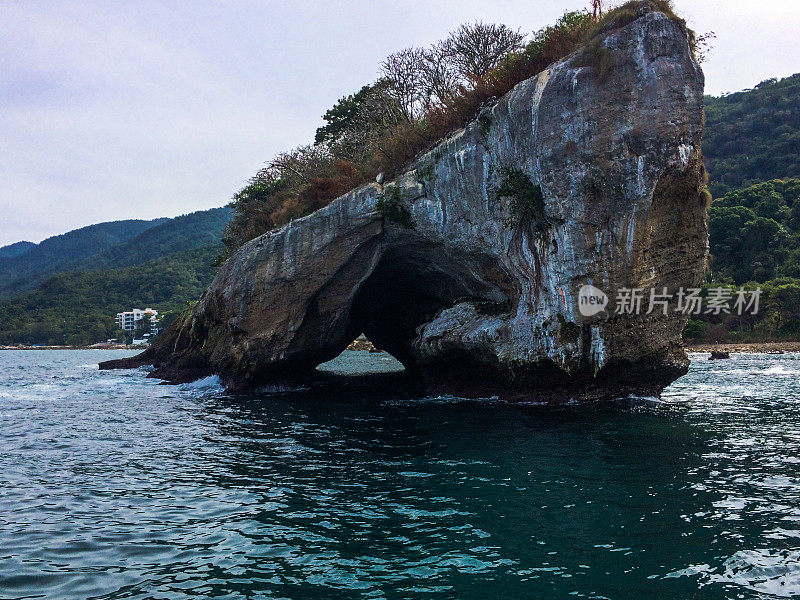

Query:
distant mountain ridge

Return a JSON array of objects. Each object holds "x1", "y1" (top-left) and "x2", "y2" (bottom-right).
[
  {"x1": 0, "y1": 218, "x2": 167, "y2": 297},
  {"x1": 0, "y1": 241, "x2": 36, "y2": 258},
  {"x1": 77, "y1": 207, "x2": 232, "y2": 272},
  {"x1": 0, "y1": 207, "x2": 232, "y2": 297}
]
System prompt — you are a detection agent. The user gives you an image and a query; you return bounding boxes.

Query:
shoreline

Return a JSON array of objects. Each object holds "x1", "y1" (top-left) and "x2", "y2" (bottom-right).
[
  {"x1": 0, "y1": 345, "x2": 147, "y2": 351},
  {"x1": 685, "y1": 341, "x2": 800, "y2": 353}
]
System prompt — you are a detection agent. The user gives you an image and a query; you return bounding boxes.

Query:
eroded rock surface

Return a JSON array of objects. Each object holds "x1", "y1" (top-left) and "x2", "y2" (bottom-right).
[{"x1": 102, "y1": 5, "x2": 708, "y2": 398}]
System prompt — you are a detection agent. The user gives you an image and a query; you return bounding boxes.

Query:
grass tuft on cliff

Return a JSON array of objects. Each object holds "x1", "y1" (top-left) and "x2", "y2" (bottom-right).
[
  {"x1": 376, "y1": 186, "x2": 416, "y2": 229},
  {"x1": 495, "y1": 168, "x2": 548, "y2": 229}
]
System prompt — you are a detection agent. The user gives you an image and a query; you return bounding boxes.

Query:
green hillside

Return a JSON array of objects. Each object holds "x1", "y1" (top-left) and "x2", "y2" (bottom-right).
[
  {"x1": 708, "y1": 179, "x2": 800, "y2": 283},
  {"x1": 0, "y1": 208, "x2": 233, "y2": 298},
  {"x1": 0, "y1": 206, "x2": 232, "y2": 345},
  {"x1": 685, "y1": 179, "x2": 800, "y2": 343},
  {"x1": 0, "y1": 245, "x2": 220, "y2": 346},
  {"x1": 656, "y1": 75, "x2": 800, "y2": 344},
  {"x1": 0, "y1": 241, "x2": 35, "y2": 258},
  {"x1": 0, "y1": 219, "x2": 166, "y2": 297},
  {"x1": 704, "y1": 74, "x2": 800, "y2": 196},
  {"x1": 78, "y1": 207, "x2": 232, "y2": 271}
]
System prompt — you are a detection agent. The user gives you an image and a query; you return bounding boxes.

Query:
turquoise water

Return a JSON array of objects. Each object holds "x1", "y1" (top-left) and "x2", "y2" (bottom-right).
[{"x1": 1, "y1": 350, "x2": 800, "y2": 599}]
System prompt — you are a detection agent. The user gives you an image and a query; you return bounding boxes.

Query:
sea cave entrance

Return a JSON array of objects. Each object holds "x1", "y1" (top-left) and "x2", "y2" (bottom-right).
[{"x1": 312, "y1": 239, "x2": 514, "y2": 380}]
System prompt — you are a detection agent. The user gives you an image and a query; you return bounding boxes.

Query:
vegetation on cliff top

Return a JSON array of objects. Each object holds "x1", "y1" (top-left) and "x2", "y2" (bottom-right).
[{"x1": 223, "y1": 0, "x2": 695, "y2": 255}]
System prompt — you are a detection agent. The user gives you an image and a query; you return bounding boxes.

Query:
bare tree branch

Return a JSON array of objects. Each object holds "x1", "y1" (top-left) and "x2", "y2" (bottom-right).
[
  {"x1": 421, "y1": 41, "x2": 463, "y2": 106},
  {"x1": 442, "y1": 22, "x2": 525, "y2": 79},
  {"x1": 380, "y1": 47, "x2": 427, "y2": 123}
]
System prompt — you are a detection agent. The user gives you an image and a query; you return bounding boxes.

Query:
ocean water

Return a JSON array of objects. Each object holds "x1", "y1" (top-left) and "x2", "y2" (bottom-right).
[{"x1": 1, "y1": 350, "x2": 800, "y2": 599}]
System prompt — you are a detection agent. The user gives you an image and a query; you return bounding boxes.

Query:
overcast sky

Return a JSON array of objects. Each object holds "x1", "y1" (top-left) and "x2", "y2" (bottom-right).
[{"x1": 1, "y1": 0, "x2": 798, "y2": 246}]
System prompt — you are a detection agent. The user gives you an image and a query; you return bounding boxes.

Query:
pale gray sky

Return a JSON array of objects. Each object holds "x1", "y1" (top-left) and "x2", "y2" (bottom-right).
[{"x1": 1, "y1": 0, "x2": 798, "y2": 246}]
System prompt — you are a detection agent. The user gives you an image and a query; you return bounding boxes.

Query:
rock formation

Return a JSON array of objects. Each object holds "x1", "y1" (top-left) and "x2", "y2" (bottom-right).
[{"x1": 102, "y1": 4, "x2": 708, "y2": 398}]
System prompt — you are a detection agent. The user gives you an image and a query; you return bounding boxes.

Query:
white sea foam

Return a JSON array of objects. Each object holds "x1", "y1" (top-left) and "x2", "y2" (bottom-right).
[
  {"x1": 254, "y1": 383, "x2": 310, "y2": 393},
  {"x1": 709, "y1": 549, "x2": 800, "y2": 597},
  {"x1": 180, "y1": 375, "x2": 223, "y2": 391},
  {"x1": 761, "y1": 365, "x2": 799, "y2": 376}
]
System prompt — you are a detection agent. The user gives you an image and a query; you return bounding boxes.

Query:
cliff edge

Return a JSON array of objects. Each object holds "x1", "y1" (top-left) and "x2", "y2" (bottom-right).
[{"x1": 102, "y1": 5, "x2": 707, "y2": 399}]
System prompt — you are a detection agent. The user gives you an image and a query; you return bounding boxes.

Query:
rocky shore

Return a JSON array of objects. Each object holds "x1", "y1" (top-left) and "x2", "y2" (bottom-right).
[{"x1": 346, "y1": 335, "x2": 382, "y2": 352}]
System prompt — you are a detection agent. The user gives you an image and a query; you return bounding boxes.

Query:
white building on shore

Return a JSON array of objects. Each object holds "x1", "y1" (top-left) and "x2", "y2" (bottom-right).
[{"x1": 116, "y1": 308, "x2": 160, "y2": 335}]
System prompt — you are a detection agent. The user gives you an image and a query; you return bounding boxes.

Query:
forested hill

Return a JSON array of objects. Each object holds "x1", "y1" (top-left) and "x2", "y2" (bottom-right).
[
  {"x1": 0, "y1": 207, "x2": 231, "y2": 297},
  {"x1": 709, "y1": 179, "x2": 800, "y2": 284},
  {"x1": 686, "y1": 74, "x2": 800, "y2": 343},
  {"x1": 704, "y1": 74, "x2": 800, "y2": 196},
  {"x1": 0, "y1": 218, "x2": 167, "y2": 297},
  {"x1": 0, "y1": 206, "x2": 232, "y2": 346},
  {"x1": 78, "y1": 207, "x2": 232, "y2": 272},
  {"x1": 0, "y1": 246, "x2": 220, "y2": 346},
  {"x1": 0, "y1": 241, "x2": 36, "y2": 258}
]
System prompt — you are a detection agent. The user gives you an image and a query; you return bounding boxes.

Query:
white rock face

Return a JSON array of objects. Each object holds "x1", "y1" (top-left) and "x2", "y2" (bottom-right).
[
  {"x1": 103, "y1": 6, "x2": 707, "y2": 397},
  {"x1": 387, "y1": 9, "x2": 707, "y2": 392}
]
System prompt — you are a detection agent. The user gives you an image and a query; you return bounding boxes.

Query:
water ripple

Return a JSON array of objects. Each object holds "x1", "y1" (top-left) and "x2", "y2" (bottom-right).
[{"x1": 1, "y1": 350, "x2": 799, "y2": 598}]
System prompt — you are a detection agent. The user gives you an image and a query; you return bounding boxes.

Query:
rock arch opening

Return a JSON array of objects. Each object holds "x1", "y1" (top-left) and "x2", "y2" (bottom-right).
[{"x1": 343, "y1": 238, "x2": 515, "y2": 374}]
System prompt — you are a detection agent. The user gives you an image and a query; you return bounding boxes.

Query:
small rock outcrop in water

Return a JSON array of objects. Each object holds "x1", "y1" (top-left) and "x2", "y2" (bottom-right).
[
  {"x1": 709, "y1": 351, "x2": 731, "y2": 360},
  {"x1": 101, "y1": 5, "x2": 708, "y2": 398}
]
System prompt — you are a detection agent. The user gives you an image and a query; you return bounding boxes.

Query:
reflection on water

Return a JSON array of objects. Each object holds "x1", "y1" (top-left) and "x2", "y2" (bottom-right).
[{"x1": 1, "y1": 350, "x2": 799, "y2": 599}]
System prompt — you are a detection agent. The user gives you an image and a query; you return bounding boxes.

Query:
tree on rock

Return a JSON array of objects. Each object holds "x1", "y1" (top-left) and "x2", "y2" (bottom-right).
[{"x1": 442, "y1": 22, "x2": 525, "y2": 80}]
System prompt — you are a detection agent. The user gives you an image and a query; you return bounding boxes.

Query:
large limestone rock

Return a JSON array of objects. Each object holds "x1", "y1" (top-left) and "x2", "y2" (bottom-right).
[{"x1": 102, "y1": 5, "x2": 708, "y2": 398}]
